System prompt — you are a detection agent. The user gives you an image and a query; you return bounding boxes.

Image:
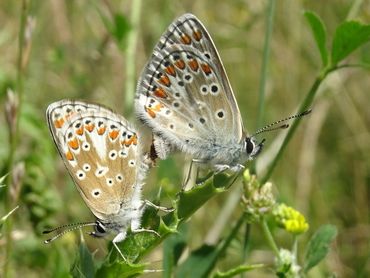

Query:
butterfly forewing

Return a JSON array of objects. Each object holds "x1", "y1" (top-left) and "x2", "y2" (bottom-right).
[
  {"x1": 136, "y1": 14, "x2": 244, "y2": 155},
  {"x1": 47, "y1": 100, "x2": 141, "y2": 220}
]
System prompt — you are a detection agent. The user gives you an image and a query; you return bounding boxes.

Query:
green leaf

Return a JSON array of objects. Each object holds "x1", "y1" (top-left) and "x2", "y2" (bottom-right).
[
  {"x1": 96, "y1": 261, "x2": 146, "y2": 278},
  {"x1": 112, "y1": 13, "x2": 131, "y2": 48},
  {"x1": 0, "y1": 173, "x2": 8, "y2": 187},
  {"x1": 163, "y1": 227, "x2": 187, "y2": 278},
  {"x1": 331, "y1": 21, "x2": 370, "y2": 66},
  {"x1": 176, "y1": 244, "x2": 218, "y2": 277},
  {"x1": 176, "y1": 176, "x2": 222, "y2": 219},
  {"x1": 304, "y1": 11, "x2": 328, "y2": 67},
  {"x1": 213, "y1": 264, "x2": 265, "y2": 278},
  {"x1": 95, "y1": 4, "x2": 131, "y2": 51},
  {"x1": 0, "y1": 206, "x2": 19, "y2": 230},
  {"x1": 303, "y1": 224, "x2": 337, "y2": 273},
  {"x1": 70, "y1": 241, "x2": 96, "y2": 278}
]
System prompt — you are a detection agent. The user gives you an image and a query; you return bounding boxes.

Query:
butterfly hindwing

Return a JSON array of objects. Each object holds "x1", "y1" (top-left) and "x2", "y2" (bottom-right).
[
  {"x1": 136, "y1": 14, "x2": 244, "y2": 157},
  {"x1": 47, "y1": 100, "x2": 142, "y2": 220}
]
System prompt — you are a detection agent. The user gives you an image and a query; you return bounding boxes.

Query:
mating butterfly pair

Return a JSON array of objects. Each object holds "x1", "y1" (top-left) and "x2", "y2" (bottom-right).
[{"x1": 44, "y1": 14, "x2": 310, "y2": 258}]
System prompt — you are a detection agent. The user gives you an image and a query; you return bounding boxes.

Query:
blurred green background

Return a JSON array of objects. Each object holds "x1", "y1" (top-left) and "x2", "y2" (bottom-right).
[{"x1": 0, "y1": 0, "x2": 369, "y2": 277}]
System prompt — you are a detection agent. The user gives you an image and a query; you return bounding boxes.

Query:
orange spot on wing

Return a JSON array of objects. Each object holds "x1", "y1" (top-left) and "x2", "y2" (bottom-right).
[
  {"x1": 175, "y1": 59, "x2": 186, "y2": 70},
  {"x1": 145, "y1": 102, "x2": 163, "y2": 119},
  {"x1": 85, "y1": 124, "x2": 95, "y2": 132},
  {"x1": 201, "y1": 63, "x2": 212, "y2": 75},
  {"x1": 124, "y1": 134, "x2": 138, "y2": 146},
  {"x1": 132, "y1": 135, "x2": 138, "y2": 145},
  {"x1": 154, "y1": 87, "x2": 168, "y2": 98},
  {"x1": 68, "y1": 138, "x2": 79, "y2": 150},
  {"x1": 158, "y1": 75, "x2": 171, "y2": 87},
  {"x1": 181, "y1": 34, "x2": 191, "y2": 45},
  {"x1": 146, "y1": 107, "x2": 156, "y2": 118},
  {"x1": 193, "y1": 30, "x2": 202, "y2": 41},
  {"x1": 188, "y1": 59, "x2": 199, "y2": 72},
  {"x1": 65, "y1": 150, "x2": 74, "y2": 161},
  {"x1": 98, "y1": 126, "x2": 106, "y2": 135},
  {"x1": 109, "y1": 130, "x2": 119, "y2": 140},
  {"x1": 165, "y1": 65, "x2": 176, "y2": 77},
  {"x1": 153, "y1": 103, "x2": 163, "y2": 112},
  {"x1": 76, "y1": 126, "x2": 84, "y2": 136},
  {"x1": 54, "y1": 118, "x2": 64, "y2": 129}
]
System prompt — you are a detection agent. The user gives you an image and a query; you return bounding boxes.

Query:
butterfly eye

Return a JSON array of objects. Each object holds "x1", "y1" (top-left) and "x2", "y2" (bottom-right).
[
  {"x1": 245, "y1": 137, "x2": 255, "y2": 155},
  {"x1": 94, "y1": 221, "x2": 107, "y2": 235}
]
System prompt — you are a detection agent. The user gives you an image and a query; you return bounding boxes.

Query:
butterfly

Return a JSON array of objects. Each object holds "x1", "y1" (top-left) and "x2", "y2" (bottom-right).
[
  {"x1": 44, "y1": 100, "x2": 165, "y2": 260},
  {"x1": 135, "y1": 13, "x2": 310, "y2": 173}
]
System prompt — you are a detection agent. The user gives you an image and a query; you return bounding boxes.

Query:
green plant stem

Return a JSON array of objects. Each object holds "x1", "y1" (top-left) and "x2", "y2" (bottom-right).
[
  {"x1": 260, "y1": 0, "x2": 366, "y2": 184},
  {"x1": 255, "y1": 0, "x2": 276, "y2": 130},
  {"x1": 251, "y1": 0, "x2": 276, "y2": 175},
  {"x1": 245, "y1": 1, "x2": 275, "y2": 271},
  {"x1": 292, "y1": 235, "x2": 298, "y2": 258},
  {"x1": 3, "y1": 1, "x2": 29, "y2": 278},
  {"x1": 124, "y1": 0, "x2": 142, "y2": 115},
  {"x1": 347, "y1": 0, "x2": 364, "y2": 20},
  {"x1": 261, "y1": 218, "x2": 279, "y2": 257},
  {"x1": 203, "y1": 212, "x2": 247, "y2": 276},
  {"x1": 213, "y1": 263, "x2": 265, "y2": 278}
]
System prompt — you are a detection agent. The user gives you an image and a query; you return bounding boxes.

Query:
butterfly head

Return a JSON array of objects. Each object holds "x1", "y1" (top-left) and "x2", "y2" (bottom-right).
[
  {"x1": 89, "y1": 220, "x2": 108, "y2": 238},
  {"x1": 245, "y1": 136, "x2": 265, "y2": 160},
  {"x1": 244, "y1": 109, "x2": 312, "y2": 161}
]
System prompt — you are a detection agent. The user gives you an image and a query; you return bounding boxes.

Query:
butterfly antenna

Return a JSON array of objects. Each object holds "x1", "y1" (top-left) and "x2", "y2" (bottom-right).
[
  {"x1": 43, "y1": 222, "x2": 97, "y2": 244},
  {"x1": 252, "y1": 109, "x2": 312, "y2": 137}
]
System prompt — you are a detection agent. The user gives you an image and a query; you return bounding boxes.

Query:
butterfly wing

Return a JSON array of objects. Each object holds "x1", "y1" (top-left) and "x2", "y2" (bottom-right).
[
  {"x1": 135, "y1": 14, "x2": 245, "y2": 159},
  {"x1": 47, "y1": 100, "x2": 143, "y2": 221}
]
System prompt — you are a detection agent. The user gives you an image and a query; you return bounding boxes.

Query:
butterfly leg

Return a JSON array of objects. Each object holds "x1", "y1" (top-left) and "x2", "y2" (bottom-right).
[
  {"x1": 112, "y1": 232, "x2": 127, "y2": 261},
  {"x1": 131, "y1": 210, "x2": 160, "y2": 237},
  {"x1": 214, "y1": 164, "x2": 230, "y2": 173},
  {"x1": 182, "y1": 158, "x2": 209, "y2": 190},
  {"x1": 132, "y1": 228, "x2": 160, "y2": 237},
  {"x1": 214, "y1": 163, "x2": 245, "y2": 189},
  {"x1": 214, "y1": 163, "x2": 245, "y2": 173},
  {"x1": 144, "y1": 199, "x2": 174, "y2": 213}
]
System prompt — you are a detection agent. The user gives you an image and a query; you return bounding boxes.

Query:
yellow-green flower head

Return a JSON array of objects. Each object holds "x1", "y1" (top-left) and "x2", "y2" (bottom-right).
[
  {"x1": 273, "y1": 204, "x2": 309, "y2": 235},
  {"x1": 241, "y1": 169, "x2": 275, "y2": 222}
]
